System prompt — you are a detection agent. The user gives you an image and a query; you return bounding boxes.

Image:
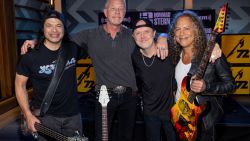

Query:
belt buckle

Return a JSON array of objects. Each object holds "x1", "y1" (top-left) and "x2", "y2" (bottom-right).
[{"x1": 113, "y1": 86, "x2": 126, "y2": 94}]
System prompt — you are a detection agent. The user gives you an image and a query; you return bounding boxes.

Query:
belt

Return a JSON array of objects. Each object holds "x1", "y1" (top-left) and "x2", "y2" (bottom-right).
[
  {"x1": 95, "y1": 85, "x2": 131, "y2": 94},
  {"x1": 112, "y1": 86, "x2": 130, "y2": 94}
]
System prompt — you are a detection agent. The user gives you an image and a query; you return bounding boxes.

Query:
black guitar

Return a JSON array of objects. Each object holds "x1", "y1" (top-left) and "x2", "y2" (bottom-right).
[{"x1": 20, "y1": 112, "x2": 88, "y2": 141}]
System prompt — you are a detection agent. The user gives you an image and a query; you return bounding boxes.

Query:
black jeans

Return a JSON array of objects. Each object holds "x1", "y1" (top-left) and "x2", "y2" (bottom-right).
[
  {"x1": 197, "y1": 124, "x2": 215, "y2": 141},
  {"x1": 144, "y1": 115, "x2": 177, "y2": 141},
  {"x1": 95, "y1": 88, "x2": 137, "y2": 141},
  {"x1": 38, "y1": 113, "x2": 83, "y2": 141}
]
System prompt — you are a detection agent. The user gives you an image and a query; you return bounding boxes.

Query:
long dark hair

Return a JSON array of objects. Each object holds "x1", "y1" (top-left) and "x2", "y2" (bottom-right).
[{"x1": 168, "y1": 10, "x2": 207, "y2": 64}]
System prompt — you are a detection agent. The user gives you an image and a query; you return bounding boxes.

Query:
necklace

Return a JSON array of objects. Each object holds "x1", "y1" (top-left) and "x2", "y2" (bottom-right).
[{"x1": 141, "y1": 53, "x2": 155, "y2": 67}]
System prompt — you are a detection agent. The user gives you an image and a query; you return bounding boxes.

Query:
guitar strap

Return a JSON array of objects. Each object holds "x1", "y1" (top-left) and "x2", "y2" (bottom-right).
[{"x1": 39, "y1": 41, "x2": 69, "y2": 116}]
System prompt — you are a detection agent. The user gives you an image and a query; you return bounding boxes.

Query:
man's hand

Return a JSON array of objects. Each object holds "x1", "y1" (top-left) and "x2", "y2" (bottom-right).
[
  {"x1": 25, "y1": 112, "x2": 40, "y2": 133},
  {"x1": 209, "y1": 43, "x2": 222, "y2": 63},
  {"x1": 156, "y1": 33, "x2": 168, "y2": 60},
  {"x1": 190, "y1": 79, "x2": 206, "y2": 93},
  {"x1": 21, "y1": 40, "x2": 37, "y2": 55}
]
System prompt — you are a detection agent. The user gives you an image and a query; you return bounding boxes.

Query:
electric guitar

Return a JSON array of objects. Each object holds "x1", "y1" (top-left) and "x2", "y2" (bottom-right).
[
  {"x1": 98, "y1": 85, "x2": 110, "y2": 141},
  {"x1": 20, "y1": 111, "x2": 88, "y2": 141},
  {"x1": 170, "y1": 3, "x2": 228, "y2": 141}
]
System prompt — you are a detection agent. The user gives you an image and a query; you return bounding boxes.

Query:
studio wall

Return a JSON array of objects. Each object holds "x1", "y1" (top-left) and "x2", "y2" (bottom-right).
[{"x1": 62, "y1": 0, "x2": 250, "y2": 34}]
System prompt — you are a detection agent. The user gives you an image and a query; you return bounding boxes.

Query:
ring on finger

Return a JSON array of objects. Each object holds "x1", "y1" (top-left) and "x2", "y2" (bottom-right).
[{"x1": 160, "y1": 47, "x2": 167, "y2": 50}]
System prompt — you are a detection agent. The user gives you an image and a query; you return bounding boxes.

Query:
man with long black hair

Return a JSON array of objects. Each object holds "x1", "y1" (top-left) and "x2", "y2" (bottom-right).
[{"x1": 15, "y1": 10, "x2": 87, "y2": 141}]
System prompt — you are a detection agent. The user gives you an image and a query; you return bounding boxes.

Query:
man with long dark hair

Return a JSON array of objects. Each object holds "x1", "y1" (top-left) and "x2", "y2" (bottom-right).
[
  {"x1": 168, "y1": 10, "x2": 236, "y2": 141},
  {"x1": 15, "y1": 10, "x2": 87, "y2": 141}
]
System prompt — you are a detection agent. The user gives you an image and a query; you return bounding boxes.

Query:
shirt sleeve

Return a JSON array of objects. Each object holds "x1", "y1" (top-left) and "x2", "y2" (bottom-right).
[
  {"x1": 16, "y1": 54, "x2": 33, "y2": 77},
  {"x1": 205, "y1": 54, "x2": 236, "y2": 94}
]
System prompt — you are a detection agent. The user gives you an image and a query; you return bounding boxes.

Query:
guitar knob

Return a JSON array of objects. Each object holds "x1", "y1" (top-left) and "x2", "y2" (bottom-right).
[
  {"x1": 74, "y1": 130, "x2": 80, "y2": 136},
  {"x1": 32, "y1": 132, "x2": 39, "y2": 139}
]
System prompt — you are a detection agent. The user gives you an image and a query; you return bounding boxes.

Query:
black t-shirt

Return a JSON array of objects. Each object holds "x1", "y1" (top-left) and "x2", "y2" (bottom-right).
[
  {"x1": 71, "y1": 25, "x2": 137, "y2": 90},
  {"x1": 132, "y1": 47, "x2": 175, "y2": 118},
  {"x1": 16, "y1": 41, "x2": 86, "y2": 117}
]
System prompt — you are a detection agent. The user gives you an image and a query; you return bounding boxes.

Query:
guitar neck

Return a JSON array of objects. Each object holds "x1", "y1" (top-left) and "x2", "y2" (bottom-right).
[
  {"x1": 195, "y1": 32, "x2": 217, "y2": 79},
  {"x1": 187, "y1": 32, "x2": 218, "y2": 103},
  {"x1": 102, "y1": 107, "x2": 108, "y2": 141},
  {"x1": 98, "y1": 85, "x2": 110, "y2": 141},
  {"x1": 35, "y1": 123, "x2": 69, "y2": 141}
]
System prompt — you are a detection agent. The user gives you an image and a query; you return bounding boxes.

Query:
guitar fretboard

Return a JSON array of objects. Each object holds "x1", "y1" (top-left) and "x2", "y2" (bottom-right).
[
  {"x1": 35, "y1": 123, "x2": 68, "y2": 141},
  {"x1": 102, "y1": 107, "x2": 108, "y2": 141},
  {"x1": 187, "y1": 32, "x2": 218, "y2": 103}
]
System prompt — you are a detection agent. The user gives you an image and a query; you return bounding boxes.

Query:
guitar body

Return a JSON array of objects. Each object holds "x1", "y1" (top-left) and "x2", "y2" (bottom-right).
[
  {"x1": 170, "y1": 76, "x2": 205, "y2": 141},
  {"x1": 20, "y1": 112, "x2": 29, "y2": 136},
  {"x1": 20, "y1": 108, "x2": 41, "y2": 136}
]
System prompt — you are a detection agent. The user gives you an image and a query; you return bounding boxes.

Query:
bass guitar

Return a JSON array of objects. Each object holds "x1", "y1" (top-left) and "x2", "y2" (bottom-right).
[
  {"x1": 170, "y1": 3, "x2": 228, "y2": 141},
  {"x1": 20, "y1": 111, "x2": 88, "y2": 141},
  {"x1": 98, "y1": 85, "x2": 110, "y2": 141}
]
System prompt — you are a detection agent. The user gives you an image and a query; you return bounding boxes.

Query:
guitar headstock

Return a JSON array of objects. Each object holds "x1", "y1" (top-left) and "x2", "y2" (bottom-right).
[
  {"x1": 98, "y1": 85, "x2": 110, "y2": 107},
  {"x1": 214, "y1": 3, "x2": 228, "y2": 34}
]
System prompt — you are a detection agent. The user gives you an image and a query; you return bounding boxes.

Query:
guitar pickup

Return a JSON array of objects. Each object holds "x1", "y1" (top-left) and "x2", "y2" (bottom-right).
[{"x1": 178, "y1": 115, "x2": 188, "y2": 126}]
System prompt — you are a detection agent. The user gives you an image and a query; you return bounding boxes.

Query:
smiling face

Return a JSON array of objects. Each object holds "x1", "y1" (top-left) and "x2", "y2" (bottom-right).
[
  {"x1": 43, "y1": 18, "x2": 64, "y2": 46},
  {"x1": 174, "y1": 16, "x2": 196, "y2": 49},
  {"x1": 132, "y1": 20, "x2": 156, "y2": 49},
  {"x1": 104, "y1": 0, "x2": 126, "y2": 26}
]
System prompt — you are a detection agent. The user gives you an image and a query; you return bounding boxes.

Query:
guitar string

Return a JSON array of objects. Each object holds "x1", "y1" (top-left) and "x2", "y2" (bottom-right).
[
  {"x1": 102, "y1": 107, "x2": 108, "y2": 140},
  {"x1": 36, "y1": 123, "x2": 67, "y2": 141}
]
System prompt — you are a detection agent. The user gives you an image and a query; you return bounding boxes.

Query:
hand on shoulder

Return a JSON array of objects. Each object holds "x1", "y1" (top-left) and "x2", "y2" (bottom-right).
[{"x1": 21, "y1": 40, "x2": 38, "y2": 55}]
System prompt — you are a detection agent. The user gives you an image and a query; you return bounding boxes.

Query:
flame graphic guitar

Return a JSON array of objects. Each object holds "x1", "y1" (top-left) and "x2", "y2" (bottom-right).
[
  {"x1": 170, "y1": 3, "x2": 228, "y2": 141},
  {"x1": 98, "y1": 85, "x2": 110, "y2": 141}
]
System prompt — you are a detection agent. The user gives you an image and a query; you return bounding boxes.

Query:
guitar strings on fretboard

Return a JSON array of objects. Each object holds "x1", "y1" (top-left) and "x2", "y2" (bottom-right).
[{"x1": 35, "y1": 123, "x2": 68, "y2": 141}]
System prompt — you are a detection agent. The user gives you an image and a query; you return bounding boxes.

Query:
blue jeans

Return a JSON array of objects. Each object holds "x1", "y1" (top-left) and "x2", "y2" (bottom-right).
[
  {"x1": 144, "y1": 115, "x2": 177, "y2": 141},
  {"x1": 37, "y1": 113, "x2": 83, "y2": 141}
]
